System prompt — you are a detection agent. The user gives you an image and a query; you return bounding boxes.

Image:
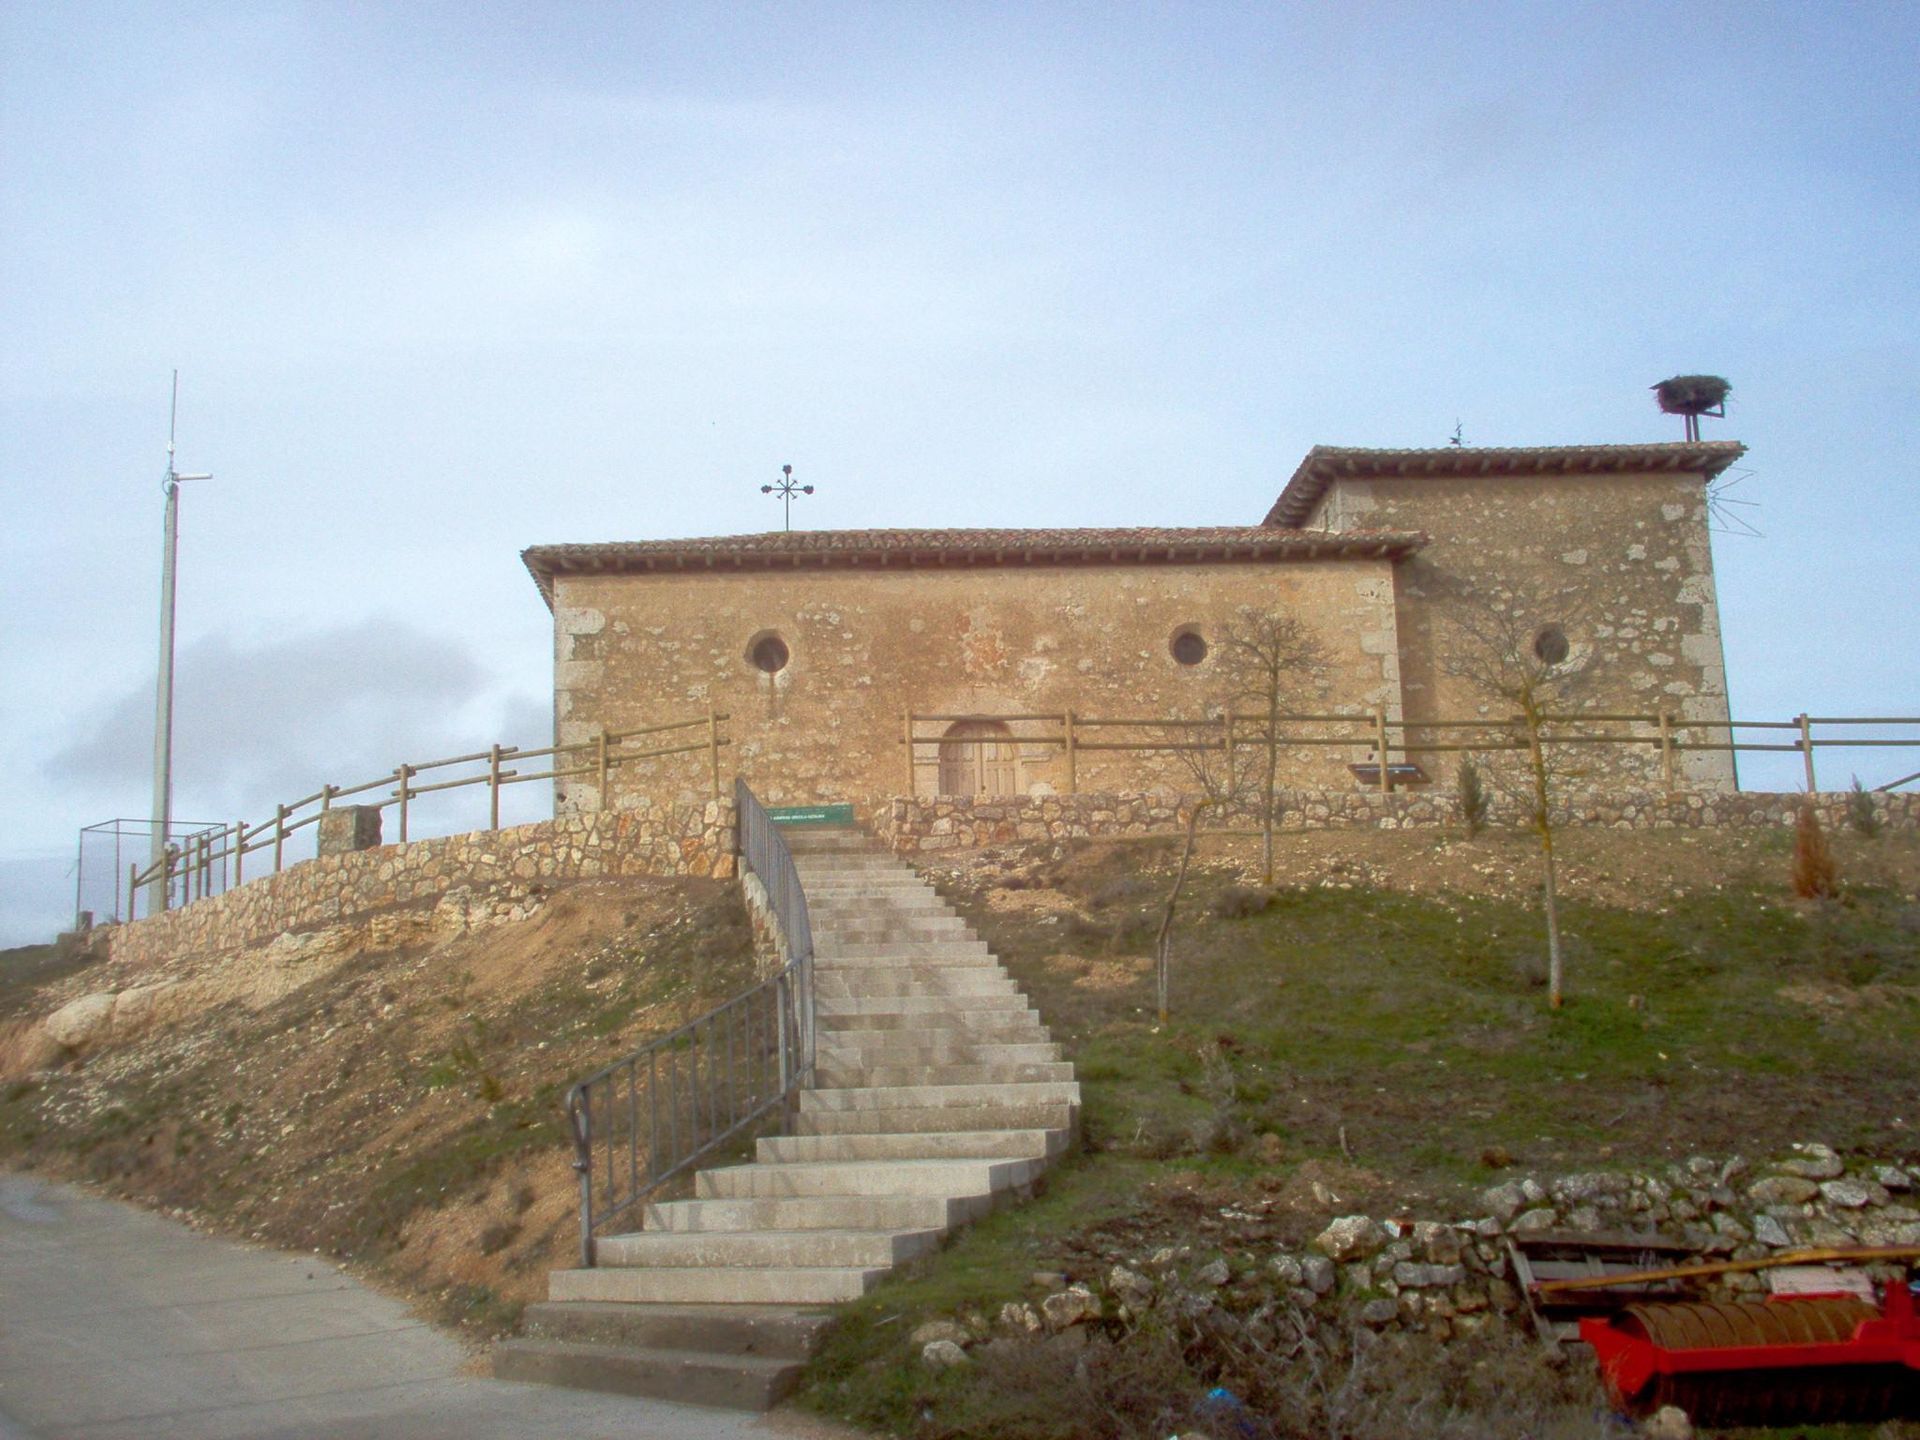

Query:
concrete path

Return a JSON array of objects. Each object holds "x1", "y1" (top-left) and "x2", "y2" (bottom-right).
[{"x1": 0, "y1": 1174, "x2": 863, "y2": 1440}]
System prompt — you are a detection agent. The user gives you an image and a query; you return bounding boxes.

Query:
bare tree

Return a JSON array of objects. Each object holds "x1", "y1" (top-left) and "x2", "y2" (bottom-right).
[
  {"x1": 1216, "y1": 613, "x2": 1330, "y2": 885},
  {"x1": 1439, "y1": 586, "x2": 1596, "y2": 1009},
  {"x1": 1142, "y1": 613, "x2": 1326, "y2": 1022}
]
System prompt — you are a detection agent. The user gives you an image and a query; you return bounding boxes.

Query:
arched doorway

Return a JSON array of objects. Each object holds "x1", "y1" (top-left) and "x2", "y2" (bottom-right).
[{"x1": 938, "y1": 720, "x2": 1018, "y2": 798}]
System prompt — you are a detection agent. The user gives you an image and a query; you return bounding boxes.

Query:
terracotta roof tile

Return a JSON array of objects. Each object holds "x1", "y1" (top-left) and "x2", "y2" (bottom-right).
[
  {"x1": 1263, "y1": 441, "x2": 1748, "y2": 528},
  {"x1": 522, "y1": 525, "x2": 1426, "y2": 607}
]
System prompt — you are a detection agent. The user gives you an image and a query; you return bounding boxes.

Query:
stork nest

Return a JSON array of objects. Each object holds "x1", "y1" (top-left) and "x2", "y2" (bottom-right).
[{"x1": 1652, "y1": 374, "x2": 1731, "y2": 416}]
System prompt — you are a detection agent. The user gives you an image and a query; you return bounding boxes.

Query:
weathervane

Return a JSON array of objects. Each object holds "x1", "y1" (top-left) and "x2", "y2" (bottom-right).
[{"x1": 760, "y1": 463, "x2": 813, "y2": 532}]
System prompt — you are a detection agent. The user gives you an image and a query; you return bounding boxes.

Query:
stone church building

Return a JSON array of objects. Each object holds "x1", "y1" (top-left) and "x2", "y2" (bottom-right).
[{"x1": 523, "y1": 440, "x2": 1744, "y2": 814}]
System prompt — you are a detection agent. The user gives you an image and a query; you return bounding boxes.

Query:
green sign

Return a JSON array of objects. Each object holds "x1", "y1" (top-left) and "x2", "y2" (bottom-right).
[{"x1": 767, "y1": 803, "x2": 856, "y2": 826}]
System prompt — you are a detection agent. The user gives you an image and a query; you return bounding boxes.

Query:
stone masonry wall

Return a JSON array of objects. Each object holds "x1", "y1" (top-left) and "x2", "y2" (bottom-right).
[
  {"x1": 1309, "y1": 470, "x2": 1737, "y2": 792},
  {"x1": 874, "y1": 787, "x2": 1920, "y2": 853},
  {"x1": 107, "y1": 800, "x2": 736, "y2": 970},
  {"x1": 551, "y1": 559, "x2": 1403, "y2": 811}
]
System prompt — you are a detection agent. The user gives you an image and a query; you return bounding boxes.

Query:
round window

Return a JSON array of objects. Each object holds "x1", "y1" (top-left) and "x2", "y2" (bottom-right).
[
  {"x1": 748, "y1": 634, "x2": 790, "y2": 674},
  {"x1": 1533, "y1": 625, "x2": 1570, "y2": 666},
  {"x1": 1170, "y1": 628, "x2": 1209, "y2": 666}
]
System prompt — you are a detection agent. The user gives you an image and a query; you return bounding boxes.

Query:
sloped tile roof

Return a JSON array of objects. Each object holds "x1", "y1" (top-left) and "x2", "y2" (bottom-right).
[
  {"x1": 1263, "y1": 441, "x2": 1748, "y2": 527},
  {"x1": 523, "y1": 525, "x2": 1426, "y2": 607}
]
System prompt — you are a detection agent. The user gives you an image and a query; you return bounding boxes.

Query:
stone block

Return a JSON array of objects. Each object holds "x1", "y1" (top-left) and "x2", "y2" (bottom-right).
[{"x1": 318, "y1": 806, "x2": 383, "y2": 855}]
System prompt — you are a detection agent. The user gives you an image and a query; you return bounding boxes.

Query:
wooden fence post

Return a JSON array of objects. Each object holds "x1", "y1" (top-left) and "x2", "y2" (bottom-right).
[
  {"x1": 1797, "y1": 713, "x2": 1817, "y2": 792},
  {"x1": 128, "y1": 863, "x2": 139, "y2": 923},
  {"x1": 1374, "y1": 707, "x2": 1391, "y2": 794},
  {"x1": 233, "y1": 821, "x2": 245, "y2": 887},
  {"x1": 903, "y1": 710, "x2": 914, "y2": 796},
  {"x1": 488, "y1": 745, "x2": 503, "y2": 830},
  {"x1": 1658, "y1": 710, "x2": 1676, "y2": 794},
  {"x1": 708, "y1": 706, "x2": 722, "y2": 797},
  {"x1": 1064, "y1": 711, "x2": 1077, "y2": 794},
  {"x1": 273, "y1": 804, "x2": 287, "y2": 873},
  {"x1": 595, "y1": 732, "x2": 610, "y2": 811}
]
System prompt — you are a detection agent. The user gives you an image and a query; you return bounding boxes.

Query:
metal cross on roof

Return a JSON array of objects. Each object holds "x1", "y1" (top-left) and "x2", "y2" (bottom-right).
[{"x1": 760, "y1": 464, "x2": 814, "y2": 531}]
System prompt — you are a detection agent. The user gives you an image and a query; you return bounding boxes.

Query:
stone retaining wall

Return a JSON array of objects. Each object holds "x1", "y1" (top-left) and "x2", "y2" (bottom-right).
[
  {"x1": 108, "y1": 800, "x2": 736, "y2": 969},
  {"x1": 872, "y1": 787, "x2": 1920, "y2": 853}
]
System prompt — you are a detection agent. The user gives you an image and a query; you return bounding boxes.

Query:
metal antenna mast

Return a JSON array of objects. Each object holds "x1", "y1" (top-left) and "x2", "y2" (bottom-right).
[{"x1": 149, "y1": 371, "x2": 212, "y2": 907}]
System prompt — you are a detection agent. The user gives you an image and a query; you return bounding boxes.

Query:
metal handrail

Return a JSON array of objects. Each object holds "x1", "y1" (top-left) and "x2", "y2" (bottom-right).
[{"x1": 563, "y1": 779, "x2": 815, "y2": 1266}]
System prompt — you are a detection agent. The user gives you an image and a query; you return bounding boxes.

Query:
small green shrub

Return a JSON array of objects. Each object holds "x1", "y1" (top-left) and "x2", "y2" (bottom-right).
[
  {"x1": 1211, "y1": 884, "x2": 1274, "y2": 920},
  {"x1": 1847, "y1": 776, "x2": 1882, "y2": 838},
  {"x1": 1457, "y1": 757, "x2": 1489, "y2": 836}
]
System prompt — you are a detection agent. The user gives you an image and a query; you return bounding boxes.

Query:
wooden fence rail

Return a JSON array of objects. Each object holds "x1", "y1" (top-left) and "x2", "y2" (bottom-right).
[
  {"x1": 129, "y1": 710, "x2": 730, "y2": 919},
  {"x1": 902, "y1": 708, "x2": 1920, "y2": 799}
]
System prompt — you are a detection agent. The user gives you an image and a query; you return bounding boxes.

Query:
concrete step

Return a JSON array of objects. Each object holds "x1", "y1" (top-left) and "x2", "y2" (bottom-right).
[
  {"x1": 757, "y1": 1129, "x2": 1068, "y2": 1164},
  {"x1": 594, "y1": 1226, "x2": 944, "y2": 1269},
  {"x1": 798, "y1": 873, "x2": 932, "y2": 886},
  {"x1": 815, "y1": 950, "x2": 1002, "y2": 970},
  {"x1": 550, "y1": 1264, "x2": 888, "y2": 1306},
  {"x1": 643, "y1": 1193, "x2": 995, "y2": 1233},
  {"x1": 800, "y1": 1079, "x2": 1082, "y2": 1112},
  {"x1": 810, "y1": 899, "x2": 953, "y2": 917},
  {"x1": 823, "y1": 939, "x2": 990, "y2": 959},
  {"x1": 492, "y1": 1338, "x2": 804, "y2": 1410},
  {"x1": 795, "y1": 1101, "x2": 1079, "y2": 1136},
  {"x1": 814, "y1": 971, "x2": 1017, "y2": 1000},
  {"x1": 815, "y1": 1060, "x2": 1078, "y2": 1088},
  {"x1": 695, "y1": 1157, "x2": 1044, "y2": 1199},
  {"x1": 813, "y1": 1038, "x2": 1063, "y2": 1066},
  {"x1": 814, "y1": 911, "x2": 969, "y2": 930},
  {"x1": 817, "y1": 933, "x2": 978, "y2": 950},
  {"x1": 516, "y1": 1300, "x2": 831, "y2": 1358},
  {"x1": 817, "y1": 1011, "x2": 1046, "y2": 1037},
  {"x1": 816, "y1": 994, "x2": 1029, "y2": 1017}
]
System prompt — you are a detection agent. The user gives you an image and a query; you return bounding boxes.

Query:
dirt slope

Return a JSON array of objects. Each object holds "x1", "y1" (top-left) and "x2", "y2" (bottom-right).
[{"x1": 0, "y1": 874, "x2": 756, "y2": 1335}]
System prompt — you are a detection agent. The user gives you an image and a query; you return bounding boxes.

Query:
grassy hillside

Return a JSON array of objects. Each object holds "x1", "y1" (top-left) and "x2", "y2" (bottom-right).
[{"x1": 797, "y1": 825, "x2": 1920, "y2": 1439}]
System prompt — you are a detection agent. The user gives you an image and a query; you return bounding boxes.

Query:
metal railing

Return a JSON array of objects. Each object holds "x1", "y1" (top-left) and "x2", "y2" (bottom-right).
[{"x1": 564, "y1": 779, "x2": 815, "y2": 1266}]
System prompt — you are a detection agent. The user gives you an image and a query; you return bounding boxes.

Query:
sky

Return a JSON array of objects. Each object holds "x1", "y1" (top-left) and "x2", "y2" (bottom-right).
[{"x1": 3, "y1": 1, "x2": 1917, "y2": 946}]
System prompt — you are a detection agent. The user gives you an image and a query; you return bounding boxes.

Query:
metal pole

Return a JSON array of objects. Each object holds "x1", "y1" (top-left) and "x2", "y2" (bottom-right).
[
  {"x1": 708, "y1": 706, "x2": 721, "y2": 797},
  {"x1": 149, "y1": 372, "x2": 212, "y2": 910},
  {"x1": 1375, "y1": 707, "x2": 1391, "y2": 794},
  {"x1": 489, "y1": 745, "x2": 502, "y2": 830},
  {"x1": 1658, "y1": 710, "x2": 1676, "y2": 794},
  {"x1": 150, "y1": 466, "x2": 180, "y2": 909},
  {"x1": 1064, "y1": 711, "x2": 1077, "y2": 794}
]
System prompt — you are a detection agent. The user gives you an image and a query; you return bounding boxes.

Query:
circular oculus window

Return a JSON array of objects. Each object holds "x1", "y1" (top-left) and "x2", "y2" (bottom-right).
[
  {"x1": 748, "y1": 633, "x2": 791, "y2": 674},
  {"x1": 1170, "y1": 628, "x2": 1209, "y2": 666}
]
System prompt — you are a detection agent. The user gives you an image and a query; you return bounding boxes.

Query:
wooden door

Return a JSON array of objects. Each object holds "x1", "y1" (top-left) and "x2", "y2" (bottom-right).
[{"x1": 938, "y1": 720, "x2": 1018, "y2": 797}]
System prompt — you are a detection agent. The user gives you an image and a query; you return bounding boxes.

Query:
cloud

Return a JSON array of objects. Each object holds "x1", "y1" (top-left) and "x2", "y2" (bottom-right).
[{"x1": 46, "y1": 618, "x2": 547, "y2": 825}]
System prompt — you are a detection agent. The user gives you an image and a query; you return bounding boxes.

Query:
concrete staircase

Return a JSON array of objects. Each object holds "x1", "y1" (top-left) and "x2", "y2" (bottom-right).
[{"x1": 494, "y1": 824, "x2": 1078, "y2": 1408}]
